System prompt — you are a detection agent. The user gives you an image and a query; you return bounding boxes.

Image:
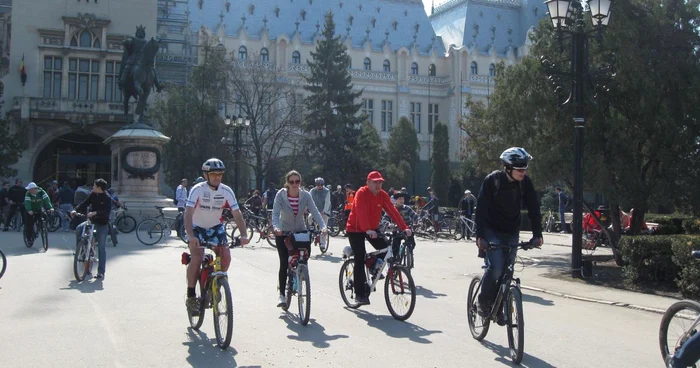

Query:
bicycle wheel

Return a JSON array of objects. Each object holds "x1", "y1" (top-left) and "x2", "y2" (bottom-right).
[
  {"x1": 319, "y1": 232, "x2": 329, "y2": 254},
  {"x1": 506, "y1": 286, "x2": 525, "y2": 364},
  {"x1": 0, "y1": 248, "x2": 6, "y2": 279},
  {"x1": 41, "y1": 223, "x2": 49, "y2": 251},
  {"x1": 405, "y1": 245, "x2": 415, "y2": 270},
  {"x1": 453, "y1": 222, "x2": 465, "y2": 240},
  {"x1": 384, "y1": 265, "x2": 416, "y2": 321},
  {"x1": 282, "y1": 270, "x2": 294, "y2": 312},
  {"x1": 136, "y1": 219, "x2": 164, "y2": 246},
  {"x1": 467, "y1": 276, "x2": 490, "y2": 340},
  {"x1": 297, "y1": 264, "x2": 311, "y2": 325},
  {"x1": 179, "y1": 222, "x2": 189, "y2": 244},
  {"x1": 265, "y1": 225, "x2": 276, "y2": 247},
  {"x1": 338, "y1": 258, "x2": 360, "y2": 309},
  {"x1": 188, "y1": 279, "x2": 206, "y2": 330},
  {"x1": 212, "y1": 277, "x2": 234, "y2": 349},
  {"x1": 116, "y1": 215, "x2": 137, "y2": 233},
  {"x1": 659, "y1": 300, "x2": 700, "y2": 365},
  {"x1": 73, "y1": 240, "x2": 89, "y2": 281},
  {"x1": 47, "y1": 213, "x2": 60, "y2": 232},
  {"x1": 23, "y1": 227, "x2": 34, "y2": 248}
]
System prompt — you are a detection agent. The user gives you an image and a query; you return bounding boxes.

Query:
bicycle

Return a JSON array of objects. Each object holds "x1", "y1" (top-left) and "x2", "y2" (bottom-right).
[
  {"x1": 467, "y1": 242, "x2": 538, "y2": 364},
  {"x1": 46, "y1": 205, "x2": 64, "y2": 232},
  {"x1": 113, "y1": 203, "x2": 137, "y2": 233},
  {"x1": 338, "y1": 231, "x2": 416, "y2": 321},
  {"x1": 280, "y1": 231, "x2": 316, "y2": 326},
  {"x1": 328, "y1": 208, "x2": 347, "y2": 237},
  {"x1": 0, "y1": 247, "x2": 6, "y2": 279},
  {"x1": 73, "y1": 216, "x2": 97, "y2": 281},
  {"x1": 24, "y1": 210, "x2": 50, "y2": 251},
  {"x1": 380, "y1": 222, "x2": 415, "y2": 271},
  {"x1": 543, "y1": 211, "x2": 555, "y2": 233},
  {"x1": 453, "y1": 214, "x2": 476, "y2": 241},
  {"x1": 136, "y1": 206, "x2": 187, "y2": 245},
  {"x1": 659, "y1": 251, "x2": 700, "y2": 367},
  {"x1": 182, "y1": 237, "x2": 239, "y2": 349},
  {"x1": 228, "y1": 206, "x2": 275, "y2": 247},
  {"x1": 305, "y1": 215, "x2": 329, "y2": 254}
]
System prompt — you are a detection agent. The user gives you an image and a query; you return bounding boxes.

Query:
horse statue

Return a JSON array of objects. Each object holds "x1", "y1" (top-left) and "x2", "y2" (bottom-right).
[{"x1": 121, "y1": 37, "x2": 163, "y2": 124}]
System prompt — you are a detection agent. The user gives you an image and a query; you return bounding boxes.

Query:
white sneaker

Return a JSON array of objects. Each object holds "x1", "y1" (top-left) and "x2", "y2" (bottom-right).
[{"x1": 276, "y1": 295, "x2": 286, "y2": 308}]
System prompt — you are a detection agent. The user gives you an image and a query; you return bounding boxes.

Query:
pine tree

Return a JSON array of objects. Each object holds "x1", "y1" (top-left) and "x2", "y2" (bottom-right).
[
  {"x1": 430, "y1": 122, "x2": 451, "y2": 206},
  {"x1": 303, "y1": 12, "x2": 364, "y2": 186}
]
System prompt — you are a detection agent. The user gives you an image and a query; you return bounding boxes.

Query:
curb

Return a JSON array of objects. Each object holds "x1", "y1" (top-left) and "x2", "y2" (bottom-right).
[{"x1": 520, "y1": 285, "x2": 667, "y2": 314}]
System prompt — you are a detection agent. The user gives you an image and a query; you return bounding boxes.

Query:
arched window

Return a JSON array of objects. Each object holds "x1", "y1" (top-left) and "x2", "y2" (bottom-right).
[
  {"x1": 383, "y1": 59, "x2": 390, "y2": 72},
  {"x1": 238, "y1": 46, "x2": 247, "y2": 60},
  {"x1": 471, "y1": 61, "x2": 478, "y2": 75},
  {"x1": 80, "y1": 31, "x2": 92, "y2": 47},
  {"x1": 411, "y1": 62, "x2": 418, "y2": 75},
  {"x1": 292, "y1": 51, "x2": 301, "y2": 64},
  {"x1": 429, "y1": 64, "x2": 436, "y2": 76},
  {"x1": 71, "y1": 30, "x2": 99, "y2": 48},
  {"x1": 364, "y1": 57, "x2": 371, "y2": 70},
  {"x1": 260, "y1": 48, "x2": 269, "y2": 62},
  {"x1": 489, "y1": 63, "x2": 496, "y2": 77}
]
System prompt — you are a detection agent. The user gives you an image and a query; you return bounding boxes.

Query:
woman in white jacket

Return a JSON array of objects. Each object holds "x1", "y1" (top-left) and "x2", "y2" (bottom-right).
[{"x1": 272, "y1": 170, "x2": 327, "y2": 307}]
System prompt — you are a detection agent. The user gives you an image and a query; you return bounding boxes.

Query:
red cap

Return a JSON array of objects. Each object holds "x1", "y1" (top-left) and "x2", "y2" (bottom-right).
[{"x1": 366, "y1": 171, "x2": 385, "y2": 182}]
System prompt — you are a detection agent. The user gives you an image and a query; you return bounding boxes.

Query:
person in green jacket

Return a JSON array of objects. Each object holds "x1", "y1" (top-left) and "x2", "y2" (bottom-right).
[{"x1": 24, "y1": 182, "x2": 53, "y2": 244}]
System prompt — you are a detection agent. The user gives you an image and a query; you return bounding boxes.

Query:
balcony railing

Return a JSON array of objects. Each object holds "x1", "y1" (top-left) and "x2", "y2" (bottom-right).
[{"x1": 30, "y1": 98, "x2": 132, "y2": 114}]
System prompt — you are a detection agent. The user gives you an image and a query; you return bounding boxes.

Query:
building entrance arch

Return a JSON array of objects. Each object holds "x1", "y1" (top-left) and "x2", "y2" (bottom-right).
[{"x1": 33, "y1": 133, "x2": 112, "y2": 188}]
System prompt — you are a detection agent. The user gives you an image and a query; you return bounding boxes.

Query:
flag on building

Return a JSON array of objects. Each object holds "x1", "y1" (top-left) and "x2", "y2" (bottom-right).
[{"x1": 20, "y1": 53, "x2": 27, "y2": 86}]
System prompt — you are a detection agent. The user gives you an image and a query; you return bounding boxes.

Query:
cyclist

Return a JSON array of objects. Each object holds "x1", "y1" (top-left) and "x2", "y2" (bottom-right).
[
  {"x1": 72, "y1": 179, "x2": 112, "y2": 278},
  {"x1": 308, "y1": 177, "x2": 331, "y2": 249},
  {"x1": 666, "y1": 319, "x2": 700, "y2": 367},
  {"x1": 184, "y1": 158, "x2": 249, "y2": 315},
  {"x1": 384, "y1": 192, "x2": 418, "y2": 257},
  {"x1": 475, "y1": 147, "x2": 542, "y2": 318},
  {"x1": 23, "y1": 182, "x2": 54, "y2": 245},
  {"x1": 271, "y1": 170, "x2": 327, "y2": 307},
  {"x1": 346, "y1": 171, "x2": 412, "y2": 306},
  {"x1": 194, "y1": 176, "x2": 205, "y2": 185},
  {"x1": 424, "y1": 187, "x2": 440, "y2": 232},
  {"x1": 3, "y1": 179, "x2": 26, "y2": 232}
]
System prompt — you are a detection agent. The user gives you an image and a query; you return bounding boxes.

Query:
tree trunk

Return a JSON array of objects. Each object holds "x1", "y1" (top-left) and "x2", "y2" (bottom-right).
[
  {"x1": 609, "y1": 201, "x2": 624, "y2": 266},
  {"x1": 629, "y1": 207, "x2": 648, "y2": 235}
]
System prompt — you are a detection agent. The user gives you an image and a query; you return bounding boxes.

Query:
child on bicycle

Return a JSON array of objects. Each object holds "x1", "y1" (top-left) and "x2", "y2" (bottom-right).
[{"x1": 383, "y1": 192, "x2": 418, "y2": 256}]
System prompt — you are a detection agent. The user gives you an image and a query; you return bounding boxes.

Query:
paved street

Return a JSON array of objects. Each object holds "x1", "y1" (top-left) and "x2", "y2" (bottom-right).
[{"x1": 0, "y1": 230, "x2": 665, "y2": 367}]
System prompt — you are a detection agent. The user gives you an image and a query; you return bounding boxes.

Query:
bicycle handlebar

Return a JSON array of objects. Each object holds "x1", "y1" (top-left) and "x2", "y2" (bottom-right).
[{"x1": 487, "y1": 241, "x2": 540, "y2": 250}]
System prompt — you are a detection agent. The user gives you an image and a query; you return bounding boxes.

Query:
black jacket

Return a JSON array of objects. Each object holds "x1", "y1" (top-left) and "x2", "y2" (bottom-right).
[
  {"x1": 459, "y1": 196, "x2": 476, "y2": 216},
  {"x1": 475, "y1": 171, "x2": 542, "y2": 239},
  {"x1": 75, "y1": 192, "x2": 112, "y2": 225},
  {"x1": 8, "y1": 185, "x2": 26, "y2": 204}
]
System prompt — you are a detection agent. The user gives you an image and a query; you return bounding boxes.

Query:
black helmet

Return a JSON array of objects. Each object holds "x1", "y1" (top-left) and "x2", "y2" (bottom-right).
[
  {"x1": 499, "y1": 147, "x2": 532, "y2": 169},
  {"x1": 202, "y1": 158, "x2": 225, "y2": 172}
]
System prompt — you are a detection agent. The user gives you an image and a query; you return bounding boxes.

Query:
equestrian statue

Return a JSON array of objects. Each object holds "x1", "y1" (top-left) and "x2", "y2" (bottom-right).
[{"x1": 118, "y1": 25, "x2": 164, "y2": 125}]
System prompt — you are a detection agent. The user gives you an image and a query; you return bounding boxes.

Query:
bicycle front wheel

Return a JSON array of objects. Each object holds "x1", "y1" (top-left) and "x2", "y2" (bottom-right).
[
  {"x1": 73, "y1": 241, "x2": 89, "y2": 281},
  {"x1": 212, "y1": 277, "x2": 234, "y2": 349},
  {"x1": 506, "y1": 286, "x2": 525, "y2": 364},
  {"x1": 116, "y1": 215, "x2": 137, "y2": 233},
  {"x1": 297, "y1": 264, "x2": 311, "y2": 326},
  {"x1": 659, "y1": 300, "x2": 700, "y2": 364},
  {"x1": 136, "y1": 219, "x2": 164, "y2": 246},
  {"x1": 0, "y1": 248, "x2": 6, "y2": 279},
  {"x1": 467, "y1": 276, "x2": 490, "y2": 340},
  {"x1": 384, "y1": 265, "x2": 416, "y2": 321},
  {"x1": 47, "y1": 213, "x2": 60, "y2": 232}
]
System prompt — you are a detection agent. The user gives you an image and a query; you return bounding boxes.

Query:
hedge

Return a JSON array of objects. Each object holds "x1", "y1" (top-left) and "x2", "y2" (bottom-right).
[{"x1": 619, "y1": 235, "x2": 700, "y2": 300}]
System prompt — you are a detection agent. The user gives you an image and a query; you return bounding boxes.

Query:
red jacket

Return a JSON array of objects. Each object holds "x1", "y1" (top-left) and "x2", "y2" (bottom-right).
[{"x1": 346, "y1": 186, "x2": 408, "y2": 233}]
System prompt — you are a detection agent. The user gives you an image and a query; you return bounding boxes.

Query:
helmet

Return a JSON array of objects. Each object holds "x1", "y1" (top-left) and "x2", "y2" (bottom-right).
[
  {"x1": 342, "y1": 245, "x2": 354, "y2": 258},
  {"x1": 499, "y1": 147, "x2": 532, "y2": 169},
  {"x1": 315, "y1": 177, "x2": 325, "y2": 186},
  {"x1": 465, "y1": 190, "x2": 471, "y2": 194},
  {"x1": 202, "y1": 158, "x2": 225, "y2": 172},
  {"x1": 427, "y1": 187, "x2": 432, "y2": 192},
  {"x1": 194, "y1": 176, "x2": 205, "y2": 184}
]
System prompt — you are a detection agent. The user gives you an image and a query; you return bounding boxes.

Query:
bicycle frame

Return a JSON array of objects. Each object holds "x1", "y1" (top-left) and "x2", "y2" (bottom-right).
[
  {"x1": 200, "y1": 244, "x2": 228, "y2": 315},
  {"x1": 475, "y1": 243, "x2": 532, "y2": 319},
  {"x1": 458, "y1": 215, "x2": 476, "y2": 234}
]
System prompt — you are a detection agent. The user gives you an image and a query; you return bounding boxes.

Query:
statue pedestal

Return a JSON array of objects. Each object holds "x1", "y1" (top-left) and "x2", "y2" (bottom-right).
[{"x1": 104, "y1": 128, "x2": 173, "y2": 221}]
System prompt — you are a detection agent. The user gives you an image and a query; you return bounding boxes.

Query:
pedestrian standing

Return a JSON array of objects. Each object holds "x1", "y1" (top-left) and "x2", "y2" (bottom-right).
[
  {"x1": 58, "y1": 182, "x2": 75, "y2": 232},
  {"x1": 175, "y1": 178, "x2": 188, "y2": 212},
  {"x1": 459, "y1": 190, "x2": 476, "y2": 239},
  {"x1": 555, "y1": 187, "x2": 570, "y2": 233}
]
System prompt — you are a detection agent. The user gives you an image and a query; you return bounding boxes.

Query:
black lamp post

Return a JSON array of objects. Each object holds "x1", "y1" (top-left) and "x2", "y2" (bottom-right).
[
  {"x1": 222, "y1": 115, "x2": 250, "y2": 195},
  {"x1": 543, "y1": 0, "x2": 614, "y2": 277}
]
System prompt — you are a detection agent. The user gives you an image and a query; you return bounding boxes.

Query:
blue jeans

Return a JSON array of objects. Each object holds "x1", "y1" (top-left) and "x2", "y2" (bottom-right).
[
  {"x1": 75, "y1": 222, "x2": 108, "y2": 275},
  {"x1": 559, "y1": 207, "x2": 567, "y2": 232},
  {"x1": 670, "y1": 330, "x2": 700, "y2": 367},
  {"x1": 59, "y1": 204, "x2": 73, "y2": 231},
  {"x1": 478, "y1": 228, "x2": 519, "y2": 309}
]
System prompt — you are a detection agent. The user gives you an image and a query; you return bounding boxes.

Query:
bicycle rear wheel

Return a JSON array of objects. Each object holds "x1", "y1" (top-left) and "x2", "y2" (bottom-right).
[
  {"x1": 265, "y1": 224, "x2": 276, "y2": 247},
  {"x1": 338, "y1": 258, "x2": 360, "y2": 309},
  {"x1": 0, "y1": 248, "x2": 6, "y2": 279},
  {"x1": 659, "y1": 300, "x2": 700, "y2": 365},
  {"x1": 296, "y1": 265, "x2": 311, "y2": 325},
  {"x1": 73, "y1": 241, "x2": 89, "y2": 281},
  {"x1": 136, "y1": 219, "x2": 164, "y2": 246},
  {"x1": 384, "y1": 265, "x2": 416, "y2": 321},
  {"x1": 212, "y1": 277, "x2": 234, "y2": 349},
  {"x1": 467, "y1": 276, "x2": 490, "y2": 340},
  {"x1": 116, "y1": 215, "x2": 137, "y2": 233},
  {"x1": 506, "y1": 286, "x2": 525, "y2": 364},
  {"x1": 188, "y1": 280, "x2": 206, "y2": 330}
]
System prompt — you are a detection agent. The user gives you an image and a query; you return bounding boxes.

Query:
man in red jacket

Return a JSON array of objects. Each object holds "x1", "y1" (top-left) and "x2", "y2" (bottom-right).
[{"x1": 346, "y1": 171, "x2": 413, "y2": 305}]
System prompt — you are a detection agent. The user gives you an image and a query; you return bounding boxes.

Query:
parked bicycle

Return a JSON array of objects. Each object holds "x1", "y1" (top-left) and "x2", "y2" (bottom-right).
[
  {"x1": 73, "y1": 216, "x2": 97, "y2": 281},
  {"x1": 227, "y1": 205, "x2": 275, "y2": 247},
  {"x1": 659, "y1": 250, "x2": 700, "y2": 368},
  {"x1": 453, "y1": 214, "x2": 476, "y2": 241},
  {"x1": 136, "y1": 206, "x2": 187, "y2": 245},
  {"x1": 338, "y1": 231, "x2": 416, "y2": 320},
  {"x1": 182, "y1": 237, "x2": 239, "y2": 349},
  {"x1": 280, "y1": 231, "x2": 316, "y2": 325},
  {"x1": 24, "y1": 210, "x2": 49, "y2": 251},
  {"x1": 113, "y1": 203, "x2": 137, "y2": 233},
  {"x1": 543, "y1": 211, "x2": 555, "y2": 233},
  {"x1": 467, "y1": 241, "x2": 538, "y2": 364},
  {"x1": 328, "y1": 208, "x2": 347, "y2": 237}
]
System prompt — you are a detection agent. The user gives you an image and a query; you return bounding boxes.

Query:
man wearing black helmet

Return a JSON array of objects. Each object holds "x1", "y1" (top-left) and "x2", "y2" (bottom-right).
[
  {"x1": 184, "y1": 158, "x2": 249, "y2": 315},
  {"x1": 475, "y1": 147, "x2": 543, "y2": 318}
]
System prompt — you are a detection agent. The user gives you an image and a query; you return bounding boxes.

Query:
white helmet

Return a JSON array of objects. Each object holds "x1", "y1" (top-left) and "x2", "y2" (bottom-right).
[
  {"x1": 342, "y1": 245, "x2": 354, "y2": 258},
  {"x1": 499, "y1": 147, "x2": 532, "y2": 169},
  {"x1": 465, "y1": 190, "x2": 471, "y2": 194}
]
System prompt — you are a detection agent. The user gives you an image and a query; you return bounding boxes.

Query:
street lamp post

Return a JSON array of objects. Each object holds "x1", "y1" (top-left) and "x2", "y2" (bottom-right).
[
  {"x1": 543, "y1": 0, "x2": 614, "y2": 277},
  {"x1": 223, "y1": 115, "x2": 250, "y2": 195}
]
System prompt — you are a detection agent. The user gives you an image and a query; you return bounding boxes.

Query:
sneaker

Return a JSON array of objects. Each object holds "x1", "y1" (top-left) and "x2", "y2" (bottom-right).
[
  {"x1": 477, "y1": 302, "x2": 490, "y2": 318},
  {"x1": 95, "y1": 273, "x2": 104, "y2": 279},
  {"x1": 496, "y1": 311, "x2": 506, "y2": 326},
  {"x1": 186, "y1": 297, "x2": 200, "y2": 316},
  {"x1": 560, "y1": 231, "x2": 566, "y2": 234},
  {"x1": 355, "y1": 295, "x2": 370, "y2": 306},
  {"x1": 276, "y1": 295, "x2": 287, "y2": 308}
]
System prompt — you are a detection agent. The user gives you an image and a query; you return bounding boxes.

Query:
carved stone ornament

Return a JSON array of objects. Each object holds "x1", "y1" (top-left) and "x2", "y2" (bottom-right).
[
  {"x1": 77, "y1": 13, "x2": 97, "y2": 30},
  {"x1": 121, "y1": 146, "x2": 162, "y2": 180}
]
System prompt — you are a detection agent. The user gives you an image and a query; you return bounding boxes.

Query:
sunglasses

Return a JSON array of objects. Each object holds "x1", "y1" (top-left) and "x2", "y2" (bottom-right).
[
  {"x1": 208, "y1": 172, "x2": 224, "y2": 177},
  {"x1": 513, "y1": 168, "x2": 528, "y2": 172},
  {"x1": 288, "y1": 179, "x2": 301, "y2": 184}
]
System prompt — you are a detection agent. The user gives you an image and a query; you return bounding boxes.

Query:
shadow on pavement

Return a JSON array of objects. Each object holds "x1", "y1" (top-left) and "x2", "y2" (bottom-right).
[
  {"x1": 480, "y1": 340, "x2": 556, "y2": 368},
  {"x1": 60, "y1": 278, "x2": 104, "y2": 293},
  {"x1": 311, "y1": 252, "x2": 343, "y2": 264},
  {"x1": 183, "y1": 328, "x2": 245, "y2": 367},
  {"x1": 279, "y1": 315, "x2": 349, "y2": 348},
  {"x1": 522, "y1": 293, "x2": 555, "y2": 307},
  {"x1": 349, "y1": 308, "x2": 442, "y2": 344},
  {"x1": 415, "y1": 285, "x2": 447, "y2": 299}
]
